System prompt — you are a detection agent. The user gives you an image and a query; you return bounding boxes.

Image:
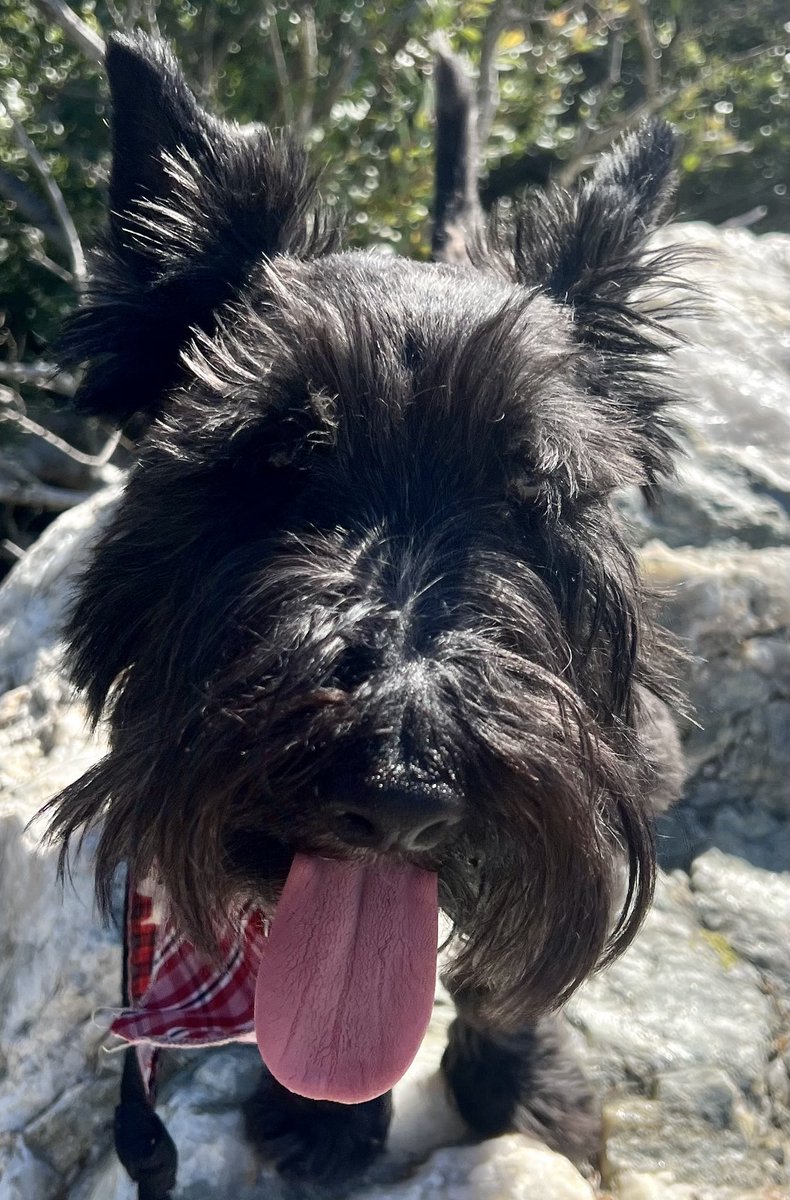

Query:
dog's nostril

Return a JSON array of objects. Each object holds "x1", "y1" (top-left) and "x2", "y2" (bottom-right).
[
  {"x1": 410, "y1": 819, "x2": 452, "y2": 850},
  {"x1": 329, "y1": 797, "x2": 461, "y2": 852},
  {"x1": 334, "y1": 810, "x2": 378, "y2": 846}
]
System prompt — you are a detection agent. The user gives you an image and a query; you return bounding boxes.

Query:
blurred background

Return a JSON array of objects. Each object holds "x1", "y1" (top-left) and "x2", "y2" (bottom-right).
[{"x1": 1, "y1": 0, "x2": 789, "y2": 575}]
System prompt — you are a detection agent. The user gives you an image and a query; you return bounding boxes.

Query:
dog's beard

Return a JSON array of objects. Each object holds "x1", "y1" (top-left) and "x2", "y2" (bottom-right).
[
  {"x1": 437, "y1": 683, "x2": 655, "y2": 1029},
  {"x1": 44, "y1": 641, "x2": 655, "y2": 1042}
]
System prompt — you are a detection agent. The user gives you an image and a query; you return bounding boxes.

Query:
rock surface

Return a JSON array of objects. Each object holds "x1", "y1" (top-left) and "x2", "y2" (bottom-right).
[
  {"x1": 643, "y1": 542, "x2": 790, "y2": 873},
  {"x1": 1, "y1": 223, "x2": 790, "y2": 1199},
  {"x1": 624, "y1": 223, "x2": 790, "y2": 551},
  {"x1": 569, "y1": 866, "x2": 790, "y2": 1197}
]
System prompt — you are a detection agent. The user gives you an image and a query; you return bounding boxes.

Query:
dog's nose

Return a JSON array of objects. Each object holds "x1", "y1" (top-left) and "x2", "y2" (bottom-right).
[{"x1": 329, "y1": 790, "x2": 461, "y2": 852}]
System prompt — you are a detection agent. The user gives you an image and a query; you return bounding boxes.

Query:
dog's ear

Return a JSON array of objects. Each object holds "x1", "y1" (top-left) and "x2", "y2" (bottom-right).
[
  {"x1": 501, "y1": 119, "x2": 682, "y2": 484},
  {"x1": 508, "y1": 119, "x2": 677, "y2": 309},
  {"x1": 105, "y1": 33, "x2": 211, "y2": 235},
  {"x1": 60, "y1": 32, "x2": 336, "y2": 425},
  {"x1": 430, "y1": 39, "x2": 483, "y2": 263}
]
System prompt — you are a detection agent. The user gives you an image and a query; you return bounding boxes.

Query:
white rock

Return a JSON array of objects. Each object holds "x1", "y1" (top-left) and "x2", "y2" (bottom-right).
[{"x1": 356, "y1": 1136, "x2": 595, "y2": 1200}]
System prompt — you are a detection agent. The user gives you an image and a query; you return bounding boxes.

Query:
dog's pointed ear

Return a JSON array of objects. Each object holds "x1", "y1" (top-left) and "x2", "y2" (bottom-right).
[
  {"x1": 502, "y1": 119, "x2": 683, "y2": 484},
  {"x1": 430, "y1": 38, "x2": 483, "y2": 263},
  {"x1": 59, "y1": 33, "x2": 337, "y2": 426},
  {"x1": 104, "y1": 33, "x2": 210, "y2": 232},
  {"x1": 509, "y1": 119, "x2": 677, "y2": 311}
]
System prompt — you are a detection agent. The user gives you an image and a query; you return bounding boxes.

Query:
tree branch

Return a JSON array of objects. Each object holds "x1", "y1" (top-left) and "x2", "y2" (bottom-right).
[
  {"x1": 103, "y1": 0, "x2": 127, "y2": 29},
  {"x1": 1, "y1": 538, "x2": 25, "y2": 563},
  {"x1": 563, "y1": 23, "x2": 625, "y2": 169},
  {"x1": 556, "y1": 90, "x2": 675, "y2": 186},
  {"x1": 0, "y1": 454, "x2": 95, "y2": 511},
  {"x1": 31, "y1": 0, "x2": 105, "y2": 65},
  {"x1": 629, "y1": 0, "x2": 661, "y2": 102},
  {"x1": 0, "y1": 386, "x2": 120, "y2": 467},
  {"x1": 298, "y1": 4, "x2": 318, "y2": 136},
  {"x1": 142, "y1": 0, "x2": 160, "y2": 38},
  {"x1": 312, "y1": 42, "x2": 358, "y2": 122},
  {"x1": 0, "y1": 165, "x2": 69, "y2": 252},
  {"x1": 265, "y1": 4, "x2": 294, "y2": 125},
  {"x1": 0, "y1": 362, "x2": 77, "y2": 397},
  {"x1": 28, "y1": 246, "x2": 75, "y2": 285},
  {"x1": 0, "y1": 101, "x2": 86, "y2": 285},
  {"x1": 198, "y1": 2, "x2": 216, "y2": 101},
  {"x1": 477, "y1": 0, "x2": 510, "y2": 150}
]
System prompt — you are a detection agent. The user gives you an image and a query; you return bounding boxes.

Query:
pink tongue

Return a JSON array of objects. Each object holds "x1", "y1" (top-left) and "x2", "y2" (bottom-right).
[{"x1": 254, "y1": 852, "x2": 438, "y2": 1103}]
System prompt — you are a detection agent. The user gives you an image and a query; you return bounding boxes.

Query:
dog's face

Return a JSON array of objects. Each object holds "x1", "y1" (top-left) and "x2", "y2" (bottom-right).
[{"x1": 49, "y1": 35, "x2": 681, "y2": 1045}]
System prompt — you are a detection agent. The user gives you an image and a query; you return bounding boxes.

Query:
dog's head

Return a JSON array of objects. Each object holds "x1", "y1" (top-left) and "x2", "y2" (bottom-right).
[{"x1": 49, "y1": 34, "x2": 682, "y2": 1048}]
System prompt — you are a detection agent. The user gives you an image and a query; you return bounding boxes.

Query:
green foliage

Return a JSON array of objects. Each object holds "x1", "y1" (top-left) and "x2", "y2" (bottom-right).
[{"x1": 1, "y1": 0, "x2": 788, "y2": 362}]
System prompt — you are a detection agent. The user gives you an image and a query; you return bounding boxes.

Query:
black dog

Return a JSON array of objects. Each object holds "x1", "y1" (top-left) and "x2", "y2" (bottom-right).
[{"x1": 45, "y1": 32, "x2": 685, "y2": 1196}]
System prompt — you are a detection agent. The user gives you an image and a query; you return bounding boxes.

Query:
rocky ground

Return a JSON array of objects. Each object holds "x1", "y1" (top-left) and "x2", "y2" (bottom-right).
[{"x1": 1, "y1": 223, "x2": 789, "y2": 1199}]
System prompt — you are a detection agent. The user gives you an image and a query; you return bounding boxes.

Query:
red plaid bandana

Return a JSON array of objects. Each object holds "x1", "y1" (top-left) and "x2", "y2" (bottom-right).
[{"x1": 111, "y1": 876, "x2": 267, "y2": 1090}]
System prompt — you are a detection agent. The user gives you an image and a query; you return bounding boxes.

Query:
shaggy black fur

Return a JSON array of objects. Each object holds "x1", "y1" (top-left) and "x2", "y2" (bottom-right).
[
  {"x1": 441, "y1": 1013, "x2": 599, "y2": 1157},
  {"x1": 45, "y1": 32, "x2": 687, "y2": 1192},
  {"x1": 243, "y1": 1072, "x2": 392, "y2": 1185}
]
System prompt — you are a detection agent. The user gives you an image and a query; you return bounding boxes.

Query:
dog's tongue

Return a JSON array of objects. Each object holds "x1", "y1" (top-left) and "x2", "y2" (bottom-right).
[{"x1": 254, "y1": 852, "x2": 438, "y2": 1104}]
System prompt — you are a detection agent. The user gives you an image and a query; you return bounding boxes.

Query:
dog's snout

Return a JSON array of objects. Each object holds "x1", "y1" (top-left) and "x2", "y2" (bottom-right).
[{"x1": 330, "y1": 790, "x2": 461, "y2": 852}]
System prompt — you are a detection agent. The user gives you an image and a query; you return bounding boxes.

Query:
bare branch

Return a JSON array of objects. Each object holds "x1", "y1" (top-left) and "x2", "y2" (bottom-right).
[
  {"x1": 566, "y1": 24, "x2": 625, "y2": 166},
  {"x1": 0, "y1": 386, "x2": 119, "y2": 467},
  {"x1": 556, "y1": 90, "x2": 675, "y2": 186},
  {"x1": 312, "y1": 43, "x2": 358, "y2": 122},
  {"x1": 28, "y1": 247, "x2": 75, "y2": 285},
  {"x1": 199, "y1": 3, "x2": 216, "y2": 101},
  {"x1": 477, "y1": 0, "x2": 510, "y2": 150},
  {"x1": 533, "y1": 1, "x2": 581, "y2": 25},
  {"x1": 103, "y1": 0, "x2": 127, "y2": 29},
  {"x1": 0, "y1": 455, "x2": 95, "y2": 511},
  {"x1": 0, "y1": 362, "x2": 77, "y2": 397},
  {"x1": 298, "y1": 5, "x2": 318, "y2": 137},
  {"x1": 142, "y1": 0, "x2": 160, "y2": 38},
  {"x1": 0, "y1": 165, "x2": 70, "y2": 252},
  {"x1": 592, "y1": 28, "x2": 624, "y2": 123},
  {"x1": 1, "y1": 539, "x2": 25, "y2": 563},
  {"x1": 0, "y1": 477, "x2": 94, "y2": 511},
  {"x1": 629, "y1": 0, "x2": 661, "y2": 102},
  {"x1": 265, "y1": 4, "x2": 294, "y2": 125},
  {"x1": 720, "y1": 204, "x2": 769, "y2": 229},
  {"x1": 0, "y1": 101, "x2": 86, "y2": 285},
  {"x1": 31, "y1": 0, "x2": 105, "y2": 64}
]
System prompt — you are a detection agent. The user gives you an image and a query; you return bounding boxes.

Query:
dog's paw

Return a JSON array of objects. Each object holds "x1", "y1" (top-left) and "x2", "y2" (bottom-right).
[
  {"x1": 441, "y1": 1014, "x2": 601, "y2": 1163},
  {"x1": 242, "y1": 1069, "x2": 392, "y2": 1186}
]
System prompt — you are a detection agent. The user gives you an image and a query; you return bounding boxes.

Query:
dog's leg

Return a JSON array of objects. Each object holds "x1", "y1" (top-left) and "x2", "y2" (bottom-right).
[
  {"x1": 243, "y1": 1067, "x2": 392, "y2": 1184},
  {"x1": 441, "y1": 1004, "x2": 600, "y2": 1162}
]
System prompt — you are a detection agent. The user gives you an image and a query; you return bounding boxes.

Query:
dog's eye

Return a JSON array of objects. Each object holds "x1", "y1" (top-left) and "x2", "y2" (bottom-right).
[
  {"x1": 509, "y1": 480, "x2": 542, "y2": 503},
  {"x1": 330, "y1": 645, "x2": 381, "y2": 692}
]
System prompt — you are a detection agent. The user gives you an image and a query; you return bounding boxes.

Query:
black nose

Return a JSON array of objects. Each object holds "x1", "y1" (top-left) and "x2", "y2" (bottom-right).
[{"x1": 329, "y1": 788, "x2": 462, "y2": 852}]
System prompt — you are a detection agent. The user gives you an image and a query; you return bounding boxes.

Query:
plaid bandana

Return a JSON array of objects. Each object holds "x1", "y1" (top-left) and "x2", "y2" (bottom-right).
[{"x1": 111, "y1": 876, "x2": 268, "y2": 1092}]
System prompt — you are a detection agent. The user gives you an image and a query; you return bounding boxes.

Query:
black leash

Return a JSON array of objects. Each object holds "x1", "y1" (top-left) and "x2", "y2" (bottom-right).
[{"x1": 113, "y1": 879, "x2": 178, "y2": 1200}]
